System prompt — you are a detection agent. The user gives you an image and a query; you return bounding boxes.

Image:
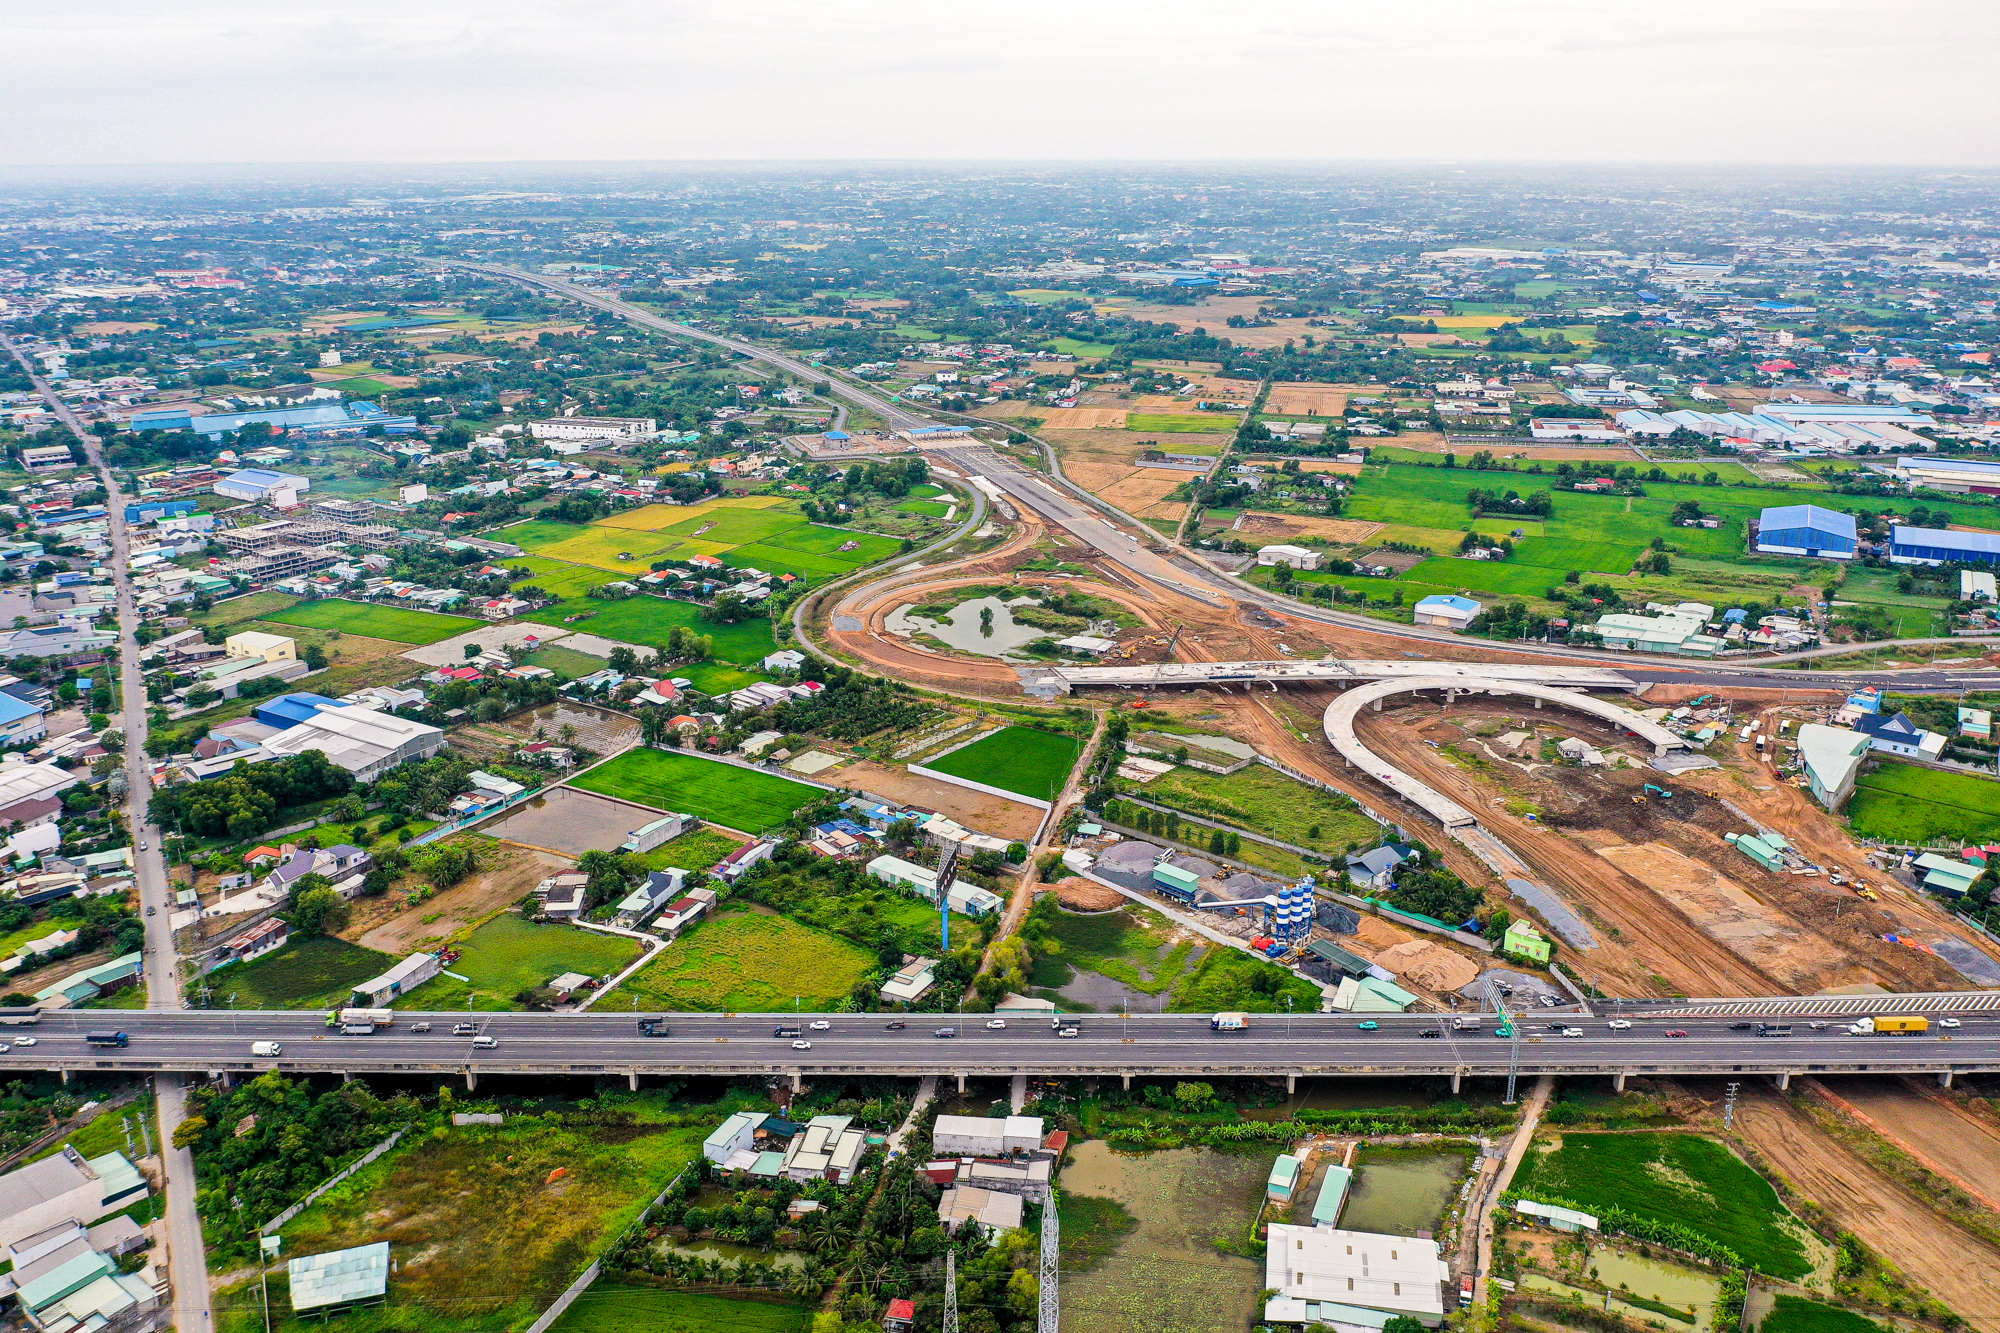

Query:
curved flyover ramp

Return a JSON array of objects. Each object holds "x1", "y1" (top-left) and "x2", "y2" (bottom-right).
[{"x1": 1322, "y1": 676, "x2": 1689, "y2": 832}]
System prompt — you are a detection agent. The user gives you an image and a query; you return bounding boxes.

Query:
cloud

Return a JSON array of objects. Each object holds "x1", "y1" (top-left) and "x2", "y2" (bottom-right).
[{"x1": 0, "y1": 0, "x2": 1994, "y2": 165}]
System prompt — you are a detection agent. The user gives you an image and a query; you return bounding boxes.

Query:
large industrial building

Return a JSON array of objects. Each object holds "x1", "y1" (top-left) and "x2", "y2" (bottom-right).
[
  {"x1": 1755, "y1": 504, "x2": 1858, "y2": 560},
  {"x1": 1890, "y1": 524, "x2": 2000, "y2": 566},
  {"x1": 528, "y1": 416, "x2": 657, "y2": 443},
  {"x1": 214, "y1": 468, "x2": 312, "y2": 503}
]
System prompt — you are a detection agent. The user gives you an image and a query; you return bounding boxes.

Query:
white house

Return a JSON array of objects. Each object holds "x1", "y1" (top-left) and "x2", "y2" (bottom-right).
[
  {"x1": 613, "y1": 869, "x2": 686, "y2": 928},
  {"x1": 621, "y1": 813, "x2": 690, "y2": 854},
  {"x1": 1256, "y1": 544, "x2": 1322, "y2": 571},
  {"x1": 933, "y1": 1114, "x2": 1044, "y2": 1157},
  {"x1": 763, "y1": 649, "x2": 807, "y2": 673},
  {"x1": 702, "y1": 1111, "x2": 767, "y2": 1166}
]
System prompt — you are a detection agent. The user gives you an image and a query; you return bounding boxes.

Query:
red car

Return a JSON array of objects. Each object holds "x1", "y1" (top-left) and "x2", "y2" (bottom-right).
[{"x1": 1664, "y1": 1029, "x2": 1689, "y2": 1038}]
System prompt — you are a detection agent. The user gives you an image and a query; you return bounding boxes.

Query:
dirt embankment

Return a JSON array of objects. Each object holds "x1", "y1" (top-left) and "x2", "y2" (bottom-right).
[{"x1": 1728, "y1": 1081, "x2": 2000, "y2": 1331}]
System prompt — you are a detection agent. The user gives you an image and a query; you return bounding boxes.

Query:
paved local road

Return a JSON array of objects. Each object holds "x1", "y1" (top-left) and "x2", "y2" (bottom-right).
[
  {"x1": 30, "y1": 1008, "x2": 2000, "y2": 1080},
  {"x1": 0, "y1": 333, "x2": 213, "y2": 1333}
]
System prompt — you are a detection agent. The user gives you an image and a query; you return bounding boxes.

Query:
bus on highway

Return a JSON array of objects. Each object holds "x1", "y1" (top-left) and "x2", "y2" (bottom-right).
[{"x1": 0, "y1": 1008, "x2": 42, "y2": 1026}]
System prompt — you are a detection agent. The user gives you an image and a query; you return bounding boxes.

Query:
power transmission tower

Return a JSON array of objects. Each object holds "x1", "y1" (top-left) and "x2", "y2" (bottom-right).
[
  {"x1": 932, "y1": 838, "x2": 961, "y2": 954},
  {"x1": 1039, "y1": 1197, "x2": 1060, "y2": 1333},
  {"x1": 944, "y1": 1250, "x2": 958, "y2": 1333}
]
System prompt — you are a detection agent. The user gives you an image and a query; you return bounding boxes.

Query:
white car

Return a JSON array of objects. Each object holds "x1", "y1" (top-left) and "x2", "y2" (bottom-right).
[
  {"x1": 12, "y1": 1037, "x2": 34, "y2": 1047},
  {"x1": 791, "y1": 1039, "x2": 813, "y2": 1050},
  {"x1": 1561, "y1": 1028, "x2": 1584, "y2": 1038},
  {"x1": 1941, "y1": 1017, "x2": 1962, "y2": 1029},
  {"x1": 808, "y1": 1020, "x2": 831, "y2": 1031},
  {"x1": 1606, "y1": 1019, "x2": 1632, "y2": 1031},
  {"x1": 1058, "y1": 1027, "x2": 1079, "y2": 1038},
  {"x1": 986, "y1": 1019, "x2": 1007, "y2": 1029}
]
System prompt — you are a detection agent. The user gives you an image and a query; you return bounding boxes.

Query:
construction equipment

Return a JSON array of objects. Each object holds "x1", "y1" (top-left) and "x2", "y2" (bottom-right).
[{"x1": 1644, "y1": 783, "x2": 1674, "y2": 799}]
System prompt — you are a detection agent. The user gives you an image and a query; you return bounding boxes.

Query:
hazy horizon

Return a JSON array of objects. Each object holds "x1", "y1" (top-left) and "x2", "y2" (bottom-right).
[{"x1": 7, "y1": 0, "x2": 1997, "y2": 168}]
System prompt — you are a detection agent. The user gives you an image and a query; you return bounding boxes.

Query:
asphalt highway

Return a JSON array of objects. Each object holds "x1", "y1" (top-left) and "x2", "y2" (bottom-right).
[{"x1": 28, "y1": 1008, "x2": 2000, "y2": 1078}]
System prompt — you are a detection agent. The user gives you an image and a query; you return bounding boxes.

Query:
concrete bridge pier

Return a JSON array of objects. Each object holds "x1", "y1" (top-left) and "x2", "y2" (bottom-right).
[
  {"x1": 218, "y1": 1071, "x2": 232, "y2": 1089},
  {"x1": 1122, "y1": 1074, "x2": 1131, "y2": 1090},
  {"x1": 1010, "y1": 1075, "x2": 1027, "y2": 1112},
  {"x1": 957, "y1": 1073, "x2": 966, "y2": 1094},
  {"x1": 1612, "y1": 1072, "x2": 1626, "y2": 1093},
  {"x1": 1939, "y1": 1070, "x2": 1955, "y2": 1089},
  {"x1": 1451, "y1": 1069, "x2": 1462, "y2": 1094},
  {"x1": 341, "y1": 1071, "x2": 353, "y2": 1085},
  {"x1": 1371, "y1": 698, "x2": 1382, "y2": 712},
  {"x1": 58, "y1": 1068, "x2": 68, "y2": 1085},
  {"x1": 1534, "y1": 698, "x2": 1542, "y2": 710},
  {"x1": 1774, "y1": 1072, "x2": 1790, "y2": 1091},
  {"x1": 793, "y1": 1070, "x2": 804, "y2": 1093},
  {"x1": 628, "y1": 1071, "x2": 640, "y2": 1091},
  {"x1": 1287, "y1": 1074, "x2": 1296, "y2": 1094},
  {"x1": 465, "y1": 1070, "x2": 477, "y2": 1092}
]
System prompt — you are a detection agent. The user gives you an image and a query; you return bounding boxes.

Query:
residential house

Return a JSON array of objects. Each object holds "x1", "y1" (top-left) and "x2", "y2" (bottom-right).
[
  {"x1": 211, "y1": 918, "x2": 287, "y2": 968},
  {"x1": 1796, "y1": 724, "x2": 1873, "y2": 812},
  {"x1": 349, "y1": 952, "x2": 440, "y2": 1007},
  {"x1": 614, "y1": 869, "x2": 686, "y2": 929},
  {"x1": 1263, "y1": 1225, "x2": 1451, "y2": 1320},
  {"x1": 0, "y1": 1147, "x2": 150, "y2": 1249},
  {"x1": 1855, "y1": 711, "x2": 1947, "y2": 760}
]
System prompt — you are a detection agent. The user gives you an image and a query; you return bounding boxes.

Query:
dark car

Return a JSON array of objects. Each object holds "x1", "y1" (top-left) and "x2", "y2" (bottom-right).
[
  {"x1": 1729, "y1": 1022, "x2": 1754, "y2": 1030},
  {"x1": 1547, "y1": 1022, "x2": 1568, "y2": 1031},
  {"x1": 935, "y1": 1027, "x2": 957, "y2": 1039},
  {"x1": 1418, "y1": 1029, "x2": 1442, "y2": 1039},
  {"x1": 884, "y1": 1020, "x2": 906, "y2": 1030}
]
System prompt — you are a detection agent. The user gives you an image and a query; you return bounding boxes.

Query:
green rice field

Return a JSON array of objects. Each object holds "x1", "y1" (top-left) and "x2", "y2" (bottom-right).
[
  {"x1": 1125, "y1": 412, "x2": 1237, "y2": 433},
  {"x1": 1848, "y1": 762, "x2": 2000, "y2": 845},
  {"x1": 262, "y1": 600, "x2": 483, "y2": 645},
  {"x1": 922, "y1": 726, "x2": 1084, "y2": 803},
  {"x1": 548, "y1": 1289, "x2": 809, "y2": 1333},
  {"x1": 572, "y1": 749, "x2": 821, "y2": 832},
  {"x1": 1511, "y1": 1132, "x2": 1812, "y2": 1277}
]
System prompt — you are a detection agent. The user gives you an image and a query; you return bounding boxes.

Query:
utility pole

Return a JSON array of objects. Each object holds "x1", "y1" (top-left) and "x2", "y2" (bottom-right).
[
  {"x1": 1723, "y1": 1081, "x2": 1740, "y2": 1130},
  {"x1": 944, "y1": 1249, "x2": 958, "y2": 1333},
  {"x1": 933, "y1": 837, "x2": 961, "y2": 954},
  {"x1": 1038, "y1": 1195, "x2": 1060, "y2": 1333}
]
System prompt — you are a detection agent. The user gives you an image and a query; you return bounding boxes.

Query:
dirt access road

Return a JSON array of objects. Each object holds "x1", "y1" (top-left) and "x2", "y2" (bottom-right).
[{"x1": 1730, "y1": 1080, "x2": 2000, "y2": 1331}]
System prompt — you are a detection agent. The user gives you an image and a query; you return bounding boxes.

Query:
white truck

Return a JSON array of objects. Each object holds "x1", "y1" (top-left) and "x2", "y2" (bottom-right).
[
  {"x1": 251, "y1": 1041, "x2": 282, "y2": 1057},
  {"x1": 1210, "y1": 1012, "x2": 1249, "y2": 1032},
  {"x1": 330, "y1": 1008, "x2": 394, "y2": 1030}
]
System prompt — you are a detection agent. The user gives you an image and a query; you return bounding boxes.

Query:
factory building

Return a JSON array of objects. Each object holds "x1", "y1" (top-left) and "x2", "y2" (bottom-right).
[
  {"x1": 1755, "y1": 504, "x2": 1857, "y2": 560},
  {"x1": 1890, "y1": 525, "x2": 2000, "y2": 567}
]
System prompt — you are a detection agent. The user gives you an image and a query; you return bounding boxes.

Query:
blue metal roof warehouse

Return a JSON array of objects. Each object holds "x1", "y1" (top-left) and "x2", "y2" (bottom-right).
[
  {"x1": 1891, "y1": 525, "x2": 2000, "y2": 567},
  {"x1": 254, "y1": 693, "x2": 349, "y2": 730},
  {"x1": 1755, "y1": 504, "x2": 1857, "y2": 560}
]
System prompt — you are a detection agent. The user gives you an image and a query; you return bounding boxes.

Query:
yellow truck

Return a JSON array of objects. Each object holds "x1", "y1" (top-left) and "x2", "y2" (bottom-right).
[{"x1": 1848, "y1": 1015, "x2": 1929, "y2": 1035}]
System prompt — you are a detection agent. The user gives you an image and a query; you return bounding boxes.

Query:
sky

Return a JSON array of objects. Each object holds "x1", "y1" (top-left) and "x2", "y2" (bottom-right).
[{"x1": 5, "y1": 0, "x2": 1999, "y2": 167}]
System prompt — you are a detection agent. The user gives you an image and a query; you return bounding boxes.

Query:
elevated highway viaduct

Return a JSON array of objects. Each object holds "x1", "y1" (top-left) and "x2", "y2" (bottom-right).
[{"x1": 31, "y1": 1005, "x2": 2000, "y2": 1095}]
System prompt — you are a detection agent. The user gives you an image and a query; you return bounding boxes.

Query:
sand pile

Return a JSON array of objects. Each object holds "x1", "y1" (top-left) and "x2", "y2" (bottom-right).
[
  {"x1": 1353, "y1": 916, "x2": 1416, "y2": 950},
  {"x1": 1054, "y1": 878, "x2": 1125, "y2": 912},
  {"x1": 1373, "y1": 939, "x2": 1482, "y2": 993}
]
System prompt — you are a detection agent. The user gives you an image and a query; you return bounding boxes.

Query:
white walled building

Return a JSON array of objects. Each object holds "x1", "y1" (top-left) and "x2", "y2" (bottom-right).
[
  {"x1": 1256, "y1": 544, "x2": 1323, "y2": 571},
  {"x1": 528, "y1": 417, "x2": 657, "y2": 444},
  {"x1": 1264, "y1": 1224, "x2": 1451, "y2": 1320}
]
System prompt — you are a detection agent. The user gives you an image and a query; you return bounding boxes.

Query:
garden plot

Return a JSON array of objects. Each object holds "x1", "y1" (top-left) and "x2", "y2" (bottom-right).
[
  {"x1": 262, "y1": 599, "x2": 483, "y2": 645},
  {"x1": 1263, "y1": 382, "x2": 1351, "y2": 417},
  {"x1": 1849, "y1": 762, "x2": 2000, "y2": 844}
]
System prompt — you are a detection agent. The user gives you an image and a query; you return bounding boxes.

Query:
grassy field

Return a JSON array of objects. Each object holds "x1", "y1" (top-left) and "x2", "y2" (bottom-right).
[
  {"x1": 519, "y1": 644, "x2": 611, "y2": 680},
  {"x1": 1511, "y1": 1132, "x2": 1812, "y2": 1277},
  {"x1": 923, "y1": 726, "x2": 1083, "y2": 803},
  {"x1": 548, "y1": 1288, "x2": 810, "y2": 1333},
  {"x1": 262, "y1": 600, "x2": 483, "y2": 645},
  {"x1": 1030, "y1": 903, "x2": 1197, "y2": 1002},
  {"x1": 206, "y1": 937, "x2": 396, "y2": 1009},
  {"x1": 1137, "y1": 763, "x2": 1383, "y2": 854},
  {"x1": 1040, "y1": 337, "x2": 1116, "y2": 358},
  {"x1": 440, "y1": 914, "x2": 641, "y2": 999},
  {"x1": 1759, "y1": 1296, "x2": 1890, "y2": 1333},
  {"x1": 634, "y1": 827, "x2": 744, "y2": 875},
  {"x1": 623, "y1": 909, "x2": 873, "y2": 1010},
  {"x1": 203, "y1": 590, "x2": 304, "y2": 627},
  {"x1": 1167, "y1": 947, "x2": 1322, "y2": 1014},
  {"x1": 1848, "y1": 762, "x2": 2000, "y2": 844},
  {"x1": 521, "y1": 595, "x2": 778, "y2": 665},
  {"x1": 572, "y1": 749, "x2": 821, "y2": 833},
  {"x1": 250, "y1": 1102, "x2": 707, "y2": 1333}
]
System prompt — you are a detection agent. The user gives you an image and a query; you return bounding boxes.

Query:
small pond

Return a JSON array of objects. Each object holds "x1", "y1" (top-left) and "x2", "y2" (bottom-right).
[
  {"x1": 1336, "y1": 1146, "x2": 1468, "y2": 1236},
  {"x1": 1059, "y1": 1140, "x2": 1272, "y2": 1333},
  {"x1": 888, "y1": 596, "x2": 1051, "y2": 657}
]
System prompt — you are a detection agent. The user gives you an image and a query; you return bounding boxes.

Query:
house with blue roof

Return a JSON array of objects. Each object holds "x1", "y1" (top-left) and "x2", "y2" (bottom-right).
[
  {"x1": 0, "y1": 692, "x2": 47, "y2": 748},
  {"x1": 1755, "y1": 504, "x2": 1857, "y2": 559},
  {"x1": 1412, "y1": 594, "x2": 1481, "y2": 630}
]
